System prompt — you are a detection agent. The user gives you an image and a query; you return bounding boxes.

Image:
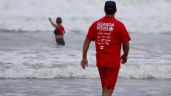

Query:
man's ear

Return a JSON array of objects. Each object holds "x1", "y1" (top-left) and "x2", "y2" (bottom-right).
[{"x1": 115, "y1": 9, "x2": 117, "y2": 13}]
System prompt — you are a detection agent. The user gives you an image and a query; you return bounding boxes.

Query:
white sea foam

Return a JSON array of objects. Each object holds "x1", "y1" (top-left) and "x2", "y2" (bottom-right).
[
  {"x1": 0, "y1": 0, "x2": 171, "y2": 33},
  {"x1": 0, "y1": 48, "x2": 171, "y2": 79},
  {"x1": 0, "y1": 63, "x2": 171, "y2": 79},
  {"x1": 0, "y1": 0, "x2": 171, "y2": 79}
]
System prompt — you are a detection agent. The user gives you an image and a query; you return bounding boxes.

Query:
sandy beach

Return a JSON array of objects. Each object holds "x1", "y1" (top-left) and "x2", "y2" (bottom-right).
[{"x1": 0, "y1": 79, "x2": 171, "y2": 96}]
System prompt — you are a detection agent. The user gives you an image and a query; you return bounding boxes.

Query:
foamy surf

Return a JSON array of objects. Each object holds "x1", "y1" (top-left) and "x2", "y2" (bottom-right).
[
  {"x1": 0, "y1": 0, "x2": 171, "y2": 80},
  {"x1": 0, "y1": 46, "x2": 170, "y2": 79}
]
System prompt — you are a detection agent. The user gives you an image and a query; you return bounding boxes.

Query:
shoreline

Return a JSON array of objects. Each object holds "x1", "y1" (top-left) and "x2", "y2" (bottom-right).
[{"x1": 0, "y1": 78, "x2": 170, "y2": 96}]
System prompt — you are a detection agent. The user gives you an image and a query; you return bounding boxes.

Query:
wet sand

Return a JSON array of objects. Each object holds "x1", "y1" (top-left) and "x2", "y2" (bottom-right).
[{"x1": 0, "y1": 79, "x2": 171, "y2": 96}]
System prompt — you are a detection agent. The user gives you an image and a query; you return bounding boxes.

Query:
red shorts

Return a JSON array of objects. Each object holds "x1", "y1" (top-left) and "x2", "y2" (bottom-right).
[{"x1": 98, "y1": 67, "x2": 119, "y2": 89}]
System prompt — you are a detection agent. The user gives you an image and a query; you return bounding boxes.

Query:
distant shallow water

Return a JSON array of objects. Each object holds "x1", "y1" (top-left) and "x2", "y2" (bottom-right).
[
  {"x1": 0, "y1": 0, "x2": 171, "y2": 33},
  {"x1": 0, "y1": 31, "x2": 171, "y2": 79}
]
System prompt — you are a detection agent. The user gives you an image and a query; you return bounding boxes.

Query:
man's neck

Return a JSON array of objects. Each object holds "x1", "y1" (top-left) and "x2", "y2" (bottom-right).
[{"x1": 105, "y1": 14, "x2": 115, "y2": 17}]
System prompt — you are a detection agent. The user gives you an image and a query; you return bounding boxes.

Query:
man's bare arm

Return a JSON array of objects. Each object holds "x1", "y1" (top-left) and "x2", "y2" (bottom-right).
[
  {"x1": 80, "y1": 38, "x2": 91, "y2": 69},
  {"x1": 49, "y1": 18, "x2": 57, "y2": 28},
  {"x1": 121, "y1": 42, "x2": 130, "y2": 64}
]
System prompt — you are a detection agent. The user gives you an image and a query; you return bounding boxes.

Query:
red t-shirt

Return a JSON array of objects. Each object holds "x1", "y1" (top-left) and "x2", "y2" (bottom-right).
[
  {"x1": 86, "y1": 16, "x2": 131, "y2": 68},
  {"x1": 56, "y1": 24, "x2": 65, "y2": 35}
]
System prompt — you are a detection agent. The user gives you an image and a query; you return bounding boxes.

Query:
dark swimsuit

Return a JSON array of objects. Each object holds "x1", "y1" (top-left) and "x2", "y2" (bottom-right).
[{"x1": 54, "y1": 29, "x2": 65, "y2": 46}]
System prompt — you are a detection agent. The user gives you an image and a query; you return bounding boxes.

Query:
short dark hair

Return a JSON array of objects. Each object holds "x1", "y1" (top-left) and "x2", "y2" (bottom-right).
[
  {"x1": 56, "y1": 17, "x2": 62, "y2": 24},
  {"x1": 104, "y1": 1, "x2": 117, "y2": 15}
]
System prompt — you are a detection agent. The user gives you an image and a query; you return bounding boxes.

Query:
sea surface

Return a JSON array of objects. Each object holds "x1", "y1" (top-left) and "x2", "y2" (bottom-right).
[
  {"x1": 0, "y1": 0, "x2": 171, "y2": 95},
  {"x1": 0, "y1": 31, "x2": 170, "y2": 79},
  {"x1": 0, "y1": 0, "x2": 171, "y2": 33}
]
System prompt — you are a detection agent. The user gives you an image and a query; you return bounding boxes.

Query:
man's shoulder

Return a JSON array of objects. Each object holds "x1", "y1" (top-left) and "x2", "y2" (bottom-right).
[
  {"x1": 91, "y1": 17, "x2": 105, "y2": 25},
  {"x1": 97, "y1": 17, "x2": 107, "y2": 22},
  {"x1": 114, "y1": 18, "x2": 125, "y2": 26},
  {"x1": 93, "y1": 19, "x2": 101, "y2": 24},
  {"x1": 59, "y1": 24, "x2": 64, "y2": 27},
  {"x1": 91, "y1": 17, "x2": 125, "y2": 27}
]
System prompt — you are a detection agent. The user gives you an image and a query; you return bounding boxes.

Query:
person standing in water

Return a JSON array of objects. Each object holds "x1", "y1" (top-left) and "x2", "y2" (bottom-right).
[
  {"x1": 80, "y1": 1, "x2": 131, "y2": 96},
  {"x1": 49, "y1": 17, "x2": 65, "y2": 46}
]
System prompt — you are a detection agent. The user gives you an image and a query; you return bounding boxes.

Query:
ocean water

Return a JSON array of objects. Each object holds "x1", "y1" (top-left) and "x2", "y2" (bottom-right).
[
  {"x1": 0, "y1": 31, "x2": 171, "y2": 79},
  {"x1": 0, "y1": 0, "x2": 171, "y2": 33},
  {"x1": 0, "y1": 0, "x2": 171, "y2": 80}
]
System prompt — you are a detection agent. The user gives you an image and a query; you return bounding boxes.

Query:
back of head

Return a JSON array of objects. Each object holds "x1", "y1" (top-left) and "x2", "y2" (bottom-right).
[
  {"x1": 56, "y1": 17, "x2": 62, "y2": 24},
  {"x1": 104, "y1": 1, "x2": 117, "y2": 15}
]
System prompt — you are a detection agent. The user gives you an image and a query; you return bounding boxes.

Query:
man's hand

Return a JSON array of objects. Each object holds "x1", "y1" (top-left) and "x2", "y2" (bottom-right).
[
  {"x1": 120, "y1": 54, "x2": 128, "y2": 64},
  {"x1": 48, "y1": 17, "x2": 57, "y2": 28},
  {"x1": 80, "y1": 57, "x2": 88, "y2": 69},
  {"x1": 48, "y1": 17, "x2": 52, "y2": 21}
]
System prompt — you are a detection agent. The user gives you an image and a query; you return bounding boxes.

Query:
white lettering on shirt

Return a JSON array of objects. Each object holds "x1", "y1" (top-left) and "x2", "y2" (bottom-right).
[{"x1": 96, "y1": 22, "x2": 114, "y2": 50}]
